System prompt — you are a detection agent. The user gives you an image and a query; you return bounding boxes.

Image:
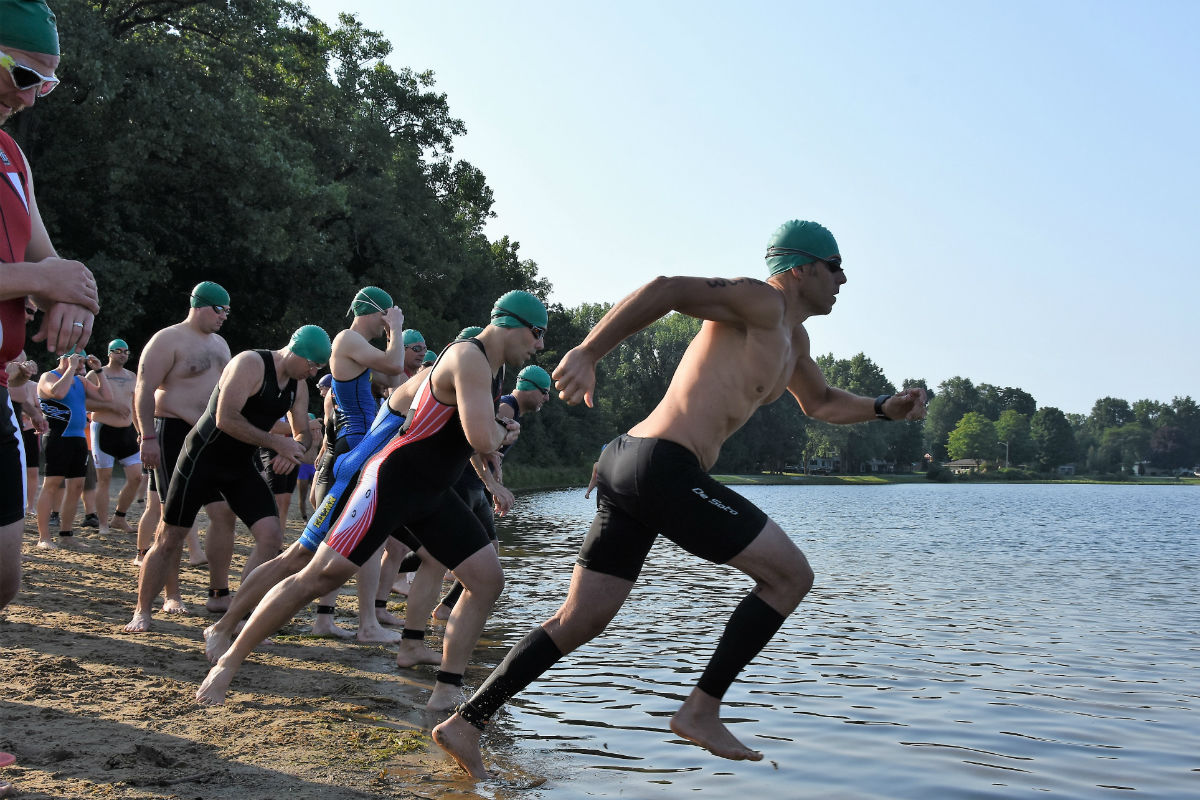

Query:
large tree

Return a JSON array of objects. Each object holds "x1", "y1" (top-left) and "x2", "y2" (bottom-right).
[
  {"x1": 924, "y1": 376, "x2": 979, "y2": 460},
  {"x1": 947, "y1": 412, "x2": 998, "y2": 462},
  {"x1": 1031, "y1": 407, "x2": 1076, "y2": 472}
]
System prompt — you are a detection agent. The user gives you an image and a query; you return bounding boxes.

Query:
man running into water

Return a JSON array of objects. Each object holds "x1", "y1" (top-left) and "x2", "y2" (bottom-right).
[
  {"x1": 132, "y1": 282, "x2": 237, "y2": 615},
  {"x1": 434, "y1": 220, "x2": 928, "y2": 778},
  {"x1": 198, "y1": 291, "x2": 546, "y2": 710},
  {"x1": 87, "y1": 339, "x2": 141, "y2": 533},
  {"x1": 125, "y1": 325, "x2": 327, "y2": 632}
]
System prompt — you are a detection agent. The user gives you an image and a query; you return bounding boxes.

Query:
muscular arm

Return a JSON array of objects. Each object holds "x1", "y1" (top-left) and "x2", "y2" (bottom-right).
[
  {"x1": 787, "y1": 328, "x2": 928, "y2": 423},
  {"x1": 554, "y1": 276, "x2": 781, "y2": 407},
  {"x1": 38, "y1": 367, "x2": 75, "y2": 400},
  {"x1": 213, "y1": 353, "x2": 283, "y2": 450},
  {"x1": 134, "y1": 332, "x2": 174, "y2": 436},
  {"x1": 447, "y1": 348, "x2": 513, "y2": 454},
  {"x1": 335, "y1": 328, "x2": 407, "y2": 380}
]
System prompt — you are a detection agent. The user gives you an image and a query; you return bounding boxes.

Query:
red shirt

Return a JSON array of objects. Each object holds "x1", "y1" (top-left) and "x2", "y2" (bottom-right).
[{"x1": 0, "y1": 129, "x2": 32, "y2": 385}]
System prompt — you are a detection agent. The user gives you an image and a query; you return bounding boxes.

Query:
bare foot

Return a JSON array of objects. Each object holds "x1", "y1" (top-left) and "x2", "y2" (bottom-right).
[
  {"x1": 432, "y1": 715, "x2": 489, "y2": 780},
  {"x1": 432, "y1": 604, "x2": 451, "y2": 622},
  {"x1": 203, "y1": 625, "x2": 234, "y2": 664},
  {"x1": 162, "y1": 596, "x2": 189, "y2": 615},
  {"x1": 310, "y1": 615, "x2": 356, "y2": 639},
  {"x1": 356, "y1": 623, "x2": 403, "y2": 644},
  {"x1": 109, "y1": 515, "x2": 132, "y2": 532},
  {"x1": 427, "y1": 681, "x2": 465, "y2": 712},
  {"x1": 58, "y1": 535, "x2": 89, "y2": 550},
  {"x1": 196, "y1": 664, "x2": 234, "y2": 706},
  {"x1": 669, "y1": 703, "x2": 763, "y2": 762},
  {"x1": 123, "y1": 610, "x2": 153, "y2": 633},
  {"x1": 376, "y1": 606, "x2": 404, "y2": 627},
  {"x1": 188, "y1": 556, "x2": 209, "y2": 567},
  {"x1": 395, "y1": 640, "x2": 442, "y2": 668},
  {"x1": 392, "y1": 574, "x2": 413, "y2": 596},
  {"x1": 37, "y1": 539, "x2": 58, "y2": 550}
]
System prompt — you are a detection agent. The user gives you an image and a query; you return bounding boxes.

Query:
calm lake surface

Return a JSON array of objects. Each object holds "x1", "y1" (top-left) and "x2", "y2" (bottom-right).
[{"x1": 452, "y1": 484, "x2": 1199, "y2": 799}]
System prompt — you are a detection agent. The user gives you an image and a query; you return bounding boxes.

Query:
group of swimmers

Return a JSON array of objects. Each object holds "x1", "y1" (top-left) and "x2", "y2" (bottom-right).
[{"x1": 2, "y1": 0, "x2": 939, "y2": 784}]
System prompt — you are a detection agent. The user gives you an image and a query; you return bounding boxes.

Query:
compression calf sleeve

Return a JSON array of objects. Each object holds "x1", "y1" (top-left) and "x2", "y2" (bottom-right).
[
  {"x1": 439, "y1": 581, "x2": 464, "y2": 610},
  {"x1": 696, "y1": 591, "x2": 786, "y2": 699},
  {"x1": 457, "y1": 625, "x2": 563, "y2": 730},
  {"x1": 397, "y1": 552, "x2": 422, "y2": 573}
]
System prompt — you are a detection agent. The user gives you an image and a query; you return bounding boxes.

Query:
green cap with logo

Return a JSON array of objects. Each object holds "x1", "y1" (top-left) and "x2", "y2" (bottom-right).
[
  {"x1": 490, "y1": 290, "x2": 547, "y2": 330},
  {"x1": 190, "y1": 281, "x2": 230, "y2": 308},
  {"x1": 764, "y1": 220, "x2": 839, "y2": 277},
  {"x1": 457, "y1": 326, "x2": 484, "y2": 340},
  {"x1": 108, "y1": 339, "x2": 129, "y2": 352},
  {"x1": 288, "y1": 325, "x2": 331, "y2": 364},
  {"x1": 0, "y1": 0, "x2": 59, "y2": 55},
  {"x1": 349, "y1": 286, "x2": 393, "y2": 317},
  {"x1": 516, "y1": 365, "x2": 551, "y2": 393}
]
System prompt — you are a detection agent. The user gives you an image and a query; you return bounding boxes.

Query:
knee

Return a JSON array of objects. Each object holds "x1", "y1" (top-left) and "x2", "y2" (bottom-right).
[
  {"x1": 761, "y1": 552, "x2": 813, "y2": 610},
  {"x1": 254, "y1": 526, "x2": 284, "y2": 553}
]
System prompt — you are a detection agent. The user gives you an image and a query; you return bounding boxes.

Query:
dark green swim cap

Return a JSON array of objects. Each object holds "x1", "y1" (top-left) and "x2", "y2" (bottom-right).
[
  {"x1": 190, "y1": 281, "x2": 230, "y2": 308},
  {"x1": 0, "y1": 0, "x2": 59, "y2": 55},
  {"x1": 108, "y1": 339, "x2": 129, "y2": 352},
  {"x1": 349, "y1": 286, "x2": 393, "y2": 316},
  {"x1": 491, "y1": 290, "x2": 548, "y2": 330},
  {"x1": 456, "y1": 326, "x2": 484, "y2": 340},
  {"x1": 765, "y1": 220, "x2": 839, "y2": 277},
  {"x1": 288, "y1": 325, "x2": 331, "y2": 364},
  {"x1": 516, "y1": 365, "x2": 551, "y2": 393},
  {"x1": 402, "y1": 329, "x2": 424, "y2": 347}
]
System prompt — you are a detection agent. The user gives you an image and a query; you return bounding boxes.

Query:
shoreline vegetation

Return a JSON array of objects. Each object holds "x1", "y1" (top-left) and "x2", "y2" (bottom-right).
[{"x1": 502, "y1": 465, "x2": 1200, "y2": 492}]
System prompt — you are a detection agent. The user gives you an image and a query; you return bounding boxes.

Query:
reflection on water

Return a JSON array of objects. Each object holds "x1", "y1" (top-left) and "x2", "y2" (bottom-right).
[{"x1": 451, "y1": 484, "x2": 1200, "y2": 798}]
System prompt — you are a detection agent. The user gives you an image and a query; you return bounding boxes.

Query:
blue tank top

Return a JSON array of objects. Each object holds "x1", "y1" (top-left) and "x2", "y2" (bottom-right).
[
  {"x1": 332, "y1": 368, "x2": 377, "y2": 447},
  {"x1": 40, "y1": 369, "x2": 88, "y2": 438}
]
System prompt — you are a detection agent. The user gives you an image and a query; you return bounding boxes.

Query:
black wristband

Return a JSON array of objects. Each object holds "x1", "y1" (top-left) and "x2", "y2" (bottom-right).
[{"x1": 874, "y1": 394, "x2": 893, "y2": 421}]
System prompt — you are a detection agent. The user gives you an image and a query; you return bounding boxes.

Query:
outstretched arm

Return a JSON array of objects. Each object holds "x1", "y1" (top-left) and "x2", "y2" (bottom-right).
[{"x1": 554, "y1": 275, "x2": 781, "y2": 407}]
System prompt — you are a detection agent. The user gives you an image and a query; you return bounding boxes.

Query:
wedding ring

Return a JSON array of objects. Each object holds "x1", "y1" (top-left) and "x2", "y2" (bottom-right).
[{"x1": 72, "y1": 321, "x2": 84, "y2": 327}]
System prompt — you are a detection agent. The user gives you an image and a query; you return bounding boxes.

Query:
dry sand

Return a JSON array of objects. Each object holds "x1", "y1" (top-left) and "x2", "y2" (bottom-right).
[{"x1": 0, "y1": 496, "x2": 533, "y2": 799}]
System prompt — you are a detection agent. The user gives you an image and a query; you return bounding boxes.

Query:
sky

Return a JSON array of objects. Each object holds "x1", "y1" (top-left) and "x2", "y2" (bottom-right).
[{"x1": 303, "y1": 0, "x2": 1199, "y2": 416}]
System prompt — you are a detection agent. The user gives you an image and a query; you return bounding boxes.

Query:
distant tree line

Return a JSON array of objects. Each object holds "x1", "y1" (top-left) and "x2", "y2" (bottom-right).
[{"x1": 9, "y1": 2, "x2": 1195, "y2": 481}]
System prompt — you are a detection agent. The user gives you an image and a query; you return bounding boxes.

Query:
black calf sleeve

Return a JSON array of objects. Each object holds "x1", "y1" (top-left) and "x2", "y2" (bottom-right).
[
  {"x1": 696, "y1": 592, "x2": 786, "y2": 700},
  {"x1": 440, "y1": 581, "x2": 464, "y2": 610},
  {"x1": 397, "y1": 552, "x2": 423, "y2": 573},
  {"x1": 457, "y1": 626, "x2": 563, "y2": 730}
]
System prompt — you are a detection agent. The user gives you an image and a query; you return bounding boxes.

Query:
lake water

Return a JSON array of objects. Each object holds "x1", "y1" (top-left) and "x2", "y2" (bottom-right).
[{"x1": 453, "y1": 484, "x2": 1200, "y2": 799}]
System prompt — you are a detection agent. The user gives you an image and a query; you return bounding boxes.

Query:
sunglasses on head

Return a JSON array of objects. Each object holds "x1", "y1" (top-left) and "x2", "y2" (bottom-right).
[
  {"x1": 495, "y1": 307, "x2": 546, "y2": 340},
  {"x1": 0, "y1": 50, "x2": 59, "y2": 98}
]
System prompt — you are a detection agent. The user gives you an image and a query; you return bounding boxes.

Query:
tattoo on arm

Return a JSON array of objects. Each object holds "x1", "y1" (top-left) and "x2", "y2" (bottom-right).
[{"x1": 705, "y1": 278, "x2": 766, "y2": 288}]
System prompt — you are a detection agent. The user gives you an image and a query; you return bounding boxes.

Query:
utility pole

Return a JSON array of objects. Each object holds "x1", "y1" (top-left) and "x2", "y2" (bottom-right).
[{"x1": 998, "y1": 440, "x2": 1010, "y2": 469}]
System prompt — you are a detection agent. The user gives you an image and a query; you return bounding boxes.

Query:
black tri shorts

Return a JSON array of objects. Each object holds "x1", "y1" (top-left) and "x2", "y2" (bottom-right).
[
  {"x1": 1, "y1": 388, "x2": 25, "y2": 525},
  {"x1": 258, "y1": 446, "x2": 299, "y2": 495},
  {"x1": 43, "y1": 435, "x2": 89, "y2": 479},
  {"x1": 577, "y1": 435, "x2": 768, "y2": 582}
]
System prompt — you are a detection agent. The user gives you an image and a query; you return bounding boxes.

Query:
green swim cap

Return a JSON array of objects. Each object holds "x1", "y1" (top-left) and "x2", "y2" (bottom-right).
[
  {"x1": 457, "y1": 326, "x2": 484, "y2": 340},
  {"x1": 349, "y1": 286, "x2": 393, "y2": 316},
  {"x1": 0, "y1": 0, "x2": 59, "y2": 55},
  {"x1": 288, "y1": 325, "x2": 331, "y2": 364},
  {"x1": 108, "y1": 339, "x2": 129, "y2": 352},
  {"x1": 402, "y1": 329, "x2": 425, "y2": 347},
  {"x1": 190, "y1": 281, "x2": 230, "y2": 308},
  {"x1": 491, "y1": 290, "x2": 548, "y2": 330},
  {"x1": 516, "y1": 365, "x2": 551, "y2": 393},
  {"x1": 308, "y1": 412, "x2": 317, "y2": 420},
  {"x1": 422, "y1": 349, "x2": 437, "y2": 365},
  {"x1": 764, "y1": 220, "x2": 839, "y2": 277}
]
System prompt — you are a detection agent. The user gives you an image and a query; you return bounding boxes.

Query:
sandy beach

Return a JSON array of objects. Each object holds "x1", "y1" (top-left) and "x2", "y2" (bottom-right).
[{"x1": 0, "y1": 492, "x2": 492, "y2": 799}]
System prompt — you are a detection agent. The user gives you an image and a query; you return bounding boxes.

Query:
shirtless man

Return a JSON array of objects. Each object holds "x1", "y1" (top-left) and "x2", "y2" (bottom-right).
[
  {"x1": 433, "y1": 220, "x2": 928, "y2": 778},
  {"x1": 125, "y1": 325, "x2": 326, "y2": 633},
  {"x1": 87, "y1": 338, "x2": 141, "y2": 533},
  {"x1": 1, "y1": 0, "x2": 100, "y2": 627},
  {"x1": 197, "y1": 290, "x2": 545, "y2": 709},
  {"x1": 308, "y1": 286, "x2": 407, "y2": 641},
  {"x1": 130, "y1": 282, "x2": 237, "y2": 618}
]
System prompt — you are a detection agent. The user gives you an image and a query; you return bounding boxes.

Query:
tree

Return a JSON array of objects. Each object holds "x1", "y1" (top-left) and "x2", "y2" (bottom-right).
[
  {"x1": 1149, "y1": 426, "x2": 1189, "y2": 469},
  {"x1": 924, "y1": 376, "x2": 979, "y2": 461},
  {"x1": 947, "y1": 412, "x2": 998, "y2": 462},
  {"x1": 1031, "y1": 407, "x2": 1075, "y2": 472},
  {"x1": 994, "y1": 409, "x2": 1032, "y2": 467}
]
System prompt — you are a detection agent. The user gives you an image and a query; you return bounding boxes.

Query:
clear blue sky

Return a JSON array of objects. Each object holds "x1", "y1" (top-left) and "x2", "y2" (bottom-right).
[{"x1": 304, "y1": 0, "x2": 1198, "y2": 416}]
